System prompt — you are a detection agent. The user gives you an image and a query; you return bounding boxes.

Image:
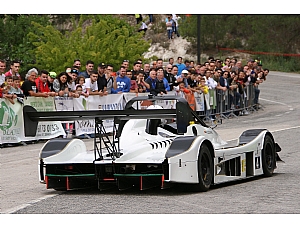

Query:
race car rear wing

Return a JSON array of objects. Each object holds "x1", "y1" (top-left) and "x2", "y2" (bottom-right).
[{"x1": 23, "y1": 95, "x2": 208, "y2": 137}]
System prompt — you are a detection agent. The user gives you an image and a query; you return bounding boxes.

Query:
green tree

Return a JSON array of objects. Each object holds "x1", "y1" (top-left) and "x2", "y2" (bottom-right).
[
  {"x1": 0, "y1": 15, "x2": 51, "y2": 74},
  {"x1": 179, "y1": 15, "x2": 300, "y2": 53},
  {"x1": 27, "y1": 15, "x2": 151, "y2": 73}
]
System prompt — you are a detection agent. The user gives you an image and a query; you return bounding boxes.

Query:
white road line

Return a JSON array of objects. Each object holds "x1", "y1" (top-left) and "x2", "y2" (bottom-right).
[
  {"x1": 271, "y1": 125, "x2": 300, "y2": 133},
  {"x1": 1, "y1": 194, "x2": 58, "y2": 214},
  {"x1": 227, "y1": 125, "x2": 300, "y2": 142},
  {"x1": 259, "y1": 98, "x2": 292, "y2": 107}
]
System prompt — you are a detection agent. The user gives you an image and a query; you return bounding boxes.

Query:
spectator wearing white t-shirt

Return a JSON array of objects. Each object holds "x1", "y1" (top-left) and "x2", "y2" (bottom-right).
[{"x1": 85, "y1": 70, "x2": 107, "y2": 96}]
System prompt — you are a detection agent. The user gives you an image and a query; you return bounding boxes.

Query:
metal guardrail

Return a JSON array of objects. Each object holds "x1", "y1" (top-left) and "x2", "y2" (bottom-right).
[{"x1": 197, "y1": 83, "x2": 261, "y2": 124}]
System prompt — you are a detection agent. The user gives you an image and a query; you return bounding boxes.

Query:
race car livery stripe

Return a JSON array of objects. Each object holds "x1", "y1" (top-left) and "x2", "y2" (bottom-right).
[{"x1": 149, "y1": 139, "x2": 174, "y2": 150}]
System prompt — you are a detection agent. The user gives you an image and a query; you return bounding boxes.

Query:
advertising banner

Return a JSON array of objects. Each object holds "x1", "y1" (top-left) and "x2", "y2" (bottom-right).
[
  {"x1": 23, "y1": 97, "x2": 65, "y2": 139},
  {"x1": 73, "y1": 94, "x2": 124, "y2": 135},
  {"x1": 194, "y1": 92, "x2": 205, "y2": 111},
  {"x1": 0, "y1": 99, "x2": 23, "y2": 144}
]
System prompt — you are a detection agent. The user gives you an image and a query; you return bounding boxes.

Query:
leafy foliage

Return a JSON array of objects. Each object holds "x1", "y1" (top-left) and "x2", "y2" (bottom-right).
[
  {"x1": 0, "y1": 14, "x2": 51, "y2": 74},
  {"x1": 27, "y1": 15, "x2": 150, "y2": 73},
  {"x1": 179, "y1": 14, "x2": 300, "y2": 71},
  {"x1": 180, "y1": 15, "x2": 300, "y2": 53}
]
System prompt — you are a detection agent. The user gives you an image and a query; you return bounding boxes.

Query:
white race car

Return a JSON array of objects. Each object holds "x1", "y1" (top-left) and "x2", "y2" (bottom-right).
[{"x1": 23, "y1": 95, "x2": 282, "y2": 192}]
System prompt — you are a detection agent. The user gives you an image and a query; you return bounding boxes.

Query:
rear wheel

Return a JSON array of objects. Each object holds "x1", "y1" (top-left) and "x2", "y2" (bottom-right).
[
  {"x1": 194, "y1": 144, "x2": 213, "y2": 192},
  {"x1": 262, "y1": 134, "x2": 275, "y2": 177}
]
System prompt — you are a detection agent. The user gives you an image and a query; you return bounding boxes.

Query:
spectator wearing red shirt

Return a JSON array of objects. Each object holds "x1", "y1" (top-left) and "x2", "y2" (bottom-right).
[
  {"x1": 35, "y1": 70, "x2": 55, "y2": 97},
  {"x1": 5, "y1": 60, "x2": 21, "y2": 79},
  {"x1": 35, "y1": 70, "x2": 49, "y2": 92}
]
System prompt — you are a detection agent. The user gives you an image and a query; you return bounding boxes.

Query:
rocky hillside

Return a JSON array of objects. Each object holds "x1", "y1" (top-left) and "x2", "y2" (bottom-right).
[
  {"x1": 124, "y1": 14, "x2": 251, "y2": 63},
  {"x1": 56, "y1": 14, "x2": 251, "y2": 63}
]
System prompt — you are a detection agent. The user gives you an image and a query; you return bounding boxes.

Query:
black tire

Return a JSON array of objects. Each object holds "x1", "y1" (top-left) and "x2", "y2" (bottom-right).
[
  {"x1": 262, "y1": 134, "x2": 275, "y2": 177},
  {"x1": 194, "y1": 143, "x2": 213, "y2": 192}
]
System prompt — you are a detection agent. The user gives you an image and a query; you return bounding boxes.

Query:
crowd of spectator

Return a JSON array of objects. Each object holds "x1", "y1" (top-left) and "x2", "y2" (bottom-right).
[
  {"x1": 0, "y1": 55, "x2": 270, "y2": 143},
  {"x1": 0, "y1": 56, "x2": 269, "y2": 118}
]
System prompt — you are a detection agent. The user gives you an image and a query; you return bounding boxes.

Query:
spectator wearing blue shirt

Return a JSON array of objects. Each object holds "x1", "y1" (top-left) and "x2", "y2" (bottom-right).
[
  {"x1": 111, "y1": 66, "x2": 131, "y2": 94},
  {"x1": 175, "y1": 56, "x2": 185, "y2": 76},
  {"x1": 144, "y1": 68, "x2": 157, "y2": 93}
]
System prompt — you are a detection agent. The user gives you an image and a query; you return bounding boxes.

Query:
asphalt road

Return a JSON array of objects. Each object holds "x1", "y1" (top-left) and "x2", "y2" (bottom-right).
[{"x1": 1, "y1": 71, "x2": 300, "y2": 217}]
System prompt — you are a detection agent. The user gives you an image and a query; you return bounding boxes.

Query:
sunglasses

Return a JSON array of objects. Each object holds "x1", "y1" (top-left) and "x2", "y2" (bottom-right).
[{"x1": 123, "y1": 60, "x2": 129, "y2": 62}]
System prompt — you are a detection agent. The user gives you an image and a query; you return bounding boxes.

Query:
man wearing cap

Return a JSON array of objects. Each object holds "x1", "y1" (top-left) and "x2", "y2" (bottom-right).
[
  {"x1": 176, "y1": 69, "x2": 188, "y2": 87},
  {"x1": 97, "y1": 63, "x2": 108, "y2": 93},
  {"x1": 68, "y1": 68, "x2": 79, "y2": 92},
  {"x1": 79, "y1": 60, "x2": 94, "y2": 79},
  {"x1": 73, "y1": 59, "x2": 82, "y2": 73},
  {"x1": 98, "y1": 62, "x2": 106, "y2": 75},
  {"x1": 35, "y1": 70, "x2": 56, "y2": 96},
  {"x1": 97, "y1": 63, "x2": 106, "y2": 78},
  {"x1": 48, "y1": 72, "x2": 56, "y2": 92}
]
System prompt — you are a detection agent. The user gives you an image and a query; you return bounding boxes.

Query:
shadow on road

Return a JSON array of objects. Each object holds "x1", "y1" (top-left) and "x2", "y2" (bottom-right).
[{"x1": 53, "y1": 173, "x2": 285, "y2": 196}]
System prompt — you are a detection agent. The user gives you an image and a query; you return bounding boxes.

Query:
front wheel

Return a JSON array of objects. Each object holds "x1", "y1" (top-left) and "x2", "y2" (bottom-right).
[
  {"x1": 193, "y1": 143, "x2": 213, "y2": 192},
  {"x1": 262, "y1": 134, "x2": 276, "y2": 177}
]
